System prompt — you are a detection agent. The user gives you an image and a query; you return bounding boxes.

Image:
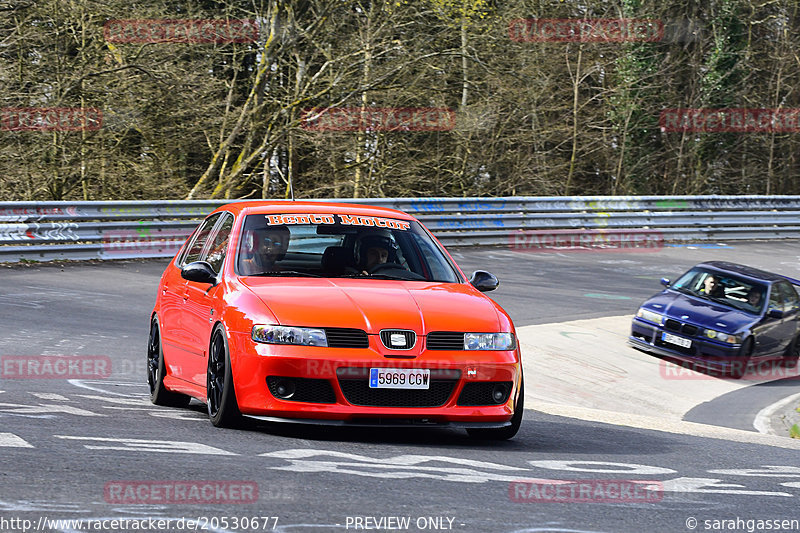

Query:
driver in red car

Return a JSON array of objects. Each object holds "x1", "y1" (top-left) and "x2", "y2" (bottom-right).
[{"x1": 358, "y1": 233, "x2": 392, "y2": 275}]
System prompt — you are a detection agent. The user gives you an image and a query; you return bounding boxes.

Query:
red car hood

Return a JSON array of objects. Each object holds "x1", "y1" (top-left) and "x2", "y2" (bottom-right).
[{"x1": 240, "y1": 278, "x2": 502, "y2": 333}]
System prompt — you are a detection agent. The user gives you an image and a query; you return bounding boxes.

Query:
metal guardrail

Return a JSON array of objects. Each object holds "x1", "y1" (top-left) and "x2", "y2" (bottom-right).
[{"x1": 1, "y1": 196, "x2": 800, "y2": 262}]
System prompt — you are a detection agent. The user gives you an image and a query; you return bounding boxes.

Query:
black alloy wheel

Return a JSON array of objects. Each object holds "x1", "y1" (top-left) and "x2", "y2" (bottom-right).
[
  {"x1": 147, "y1": 317, "x2": 191, "y2": 407},
  {"x1": 207, "y1": 325, "x2": 242, "y2": 427}
]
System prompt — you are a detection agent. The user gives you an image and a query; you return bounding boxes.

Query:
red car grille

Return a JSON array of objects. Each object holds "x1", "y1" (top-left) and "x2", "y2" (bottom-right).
[
  {"x1": 426, "y1": 332, "x2": 465, "y2": 350},
  {"x1": 337, "y1": 379, "x2": 457, "y2": 407},
  {"x1": 324, "y1": 328, "x2": 369, "y2": 348}
]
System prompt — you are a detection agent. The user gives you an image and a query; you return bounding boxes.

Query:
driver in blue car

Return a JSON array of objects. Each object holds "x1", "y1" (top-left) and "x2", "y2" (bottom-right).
[{"x1": 701, "y1": 274, "x2": 725, "y2": 298}]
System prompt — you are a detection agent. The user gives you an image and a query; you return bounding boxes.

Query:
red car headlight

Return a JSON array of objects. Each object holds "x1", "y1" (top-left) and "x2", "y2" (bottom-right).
[
  {"x1": 464, "y1": 333, "x2": 515, "y2": 350},
  {"x1": 251, "y1": 325, "x2": 328, "y2": 347}
]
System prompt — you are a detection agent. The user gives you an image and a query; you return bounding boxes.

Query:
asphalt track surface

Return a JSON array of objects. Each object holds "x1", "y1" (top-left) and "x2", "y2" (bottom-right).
[{"x1": 1, "y1": 241, "x2": 800, "y2": 533}]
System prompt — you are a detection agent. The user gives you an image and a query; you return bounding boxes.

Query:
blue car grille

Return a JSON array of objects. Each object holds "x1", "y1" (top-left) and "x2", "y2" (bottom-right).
[{"x1": 664, "y1": 319, "x2": 699, "y2": 337}]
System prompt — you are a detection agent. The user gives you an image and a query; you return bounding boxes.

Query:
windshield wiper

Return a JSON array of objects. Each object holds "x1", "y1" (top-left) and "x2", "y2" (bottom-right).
[
  {"x1": 673, "y1": 286, "x2": 695, "y2": 296},
  {"x1": 250, "y1": 270, "x2": 321, "y2": 277},
  {"x1": 337, "y1": 272, "x2": 423, "y2": 281},
  {"x1": 367, "y1": 274, "x2": 412, "y2": 280},
  {"x1": 368, "y1": 273, "x2": 427, "y2": 281}
]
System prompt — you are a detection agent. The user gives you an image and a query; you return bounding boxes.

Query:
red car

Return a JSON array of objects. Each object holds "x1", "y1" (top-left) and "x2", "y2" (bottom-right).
[{"x1": 148, "y1": 201, "x2": 524, "y2": 439}]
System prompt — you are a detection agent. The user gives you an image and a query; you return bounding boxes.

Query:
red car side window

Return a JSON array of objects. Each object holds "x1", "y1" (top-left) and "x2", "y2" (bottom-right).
[
  {"x1": 203, "y1": 214, "x2": 234, "y2": 274},
  {"x1": 182, "y1": 213, "x2": 221, "y2": 266}
]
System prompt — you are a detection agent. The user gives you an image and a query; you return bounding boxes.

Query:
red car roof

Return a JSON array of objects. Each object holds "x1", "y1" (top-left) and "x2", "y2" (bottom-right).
[{"x1": 212, "y1": 200, "x2": 415, "y2": 220}]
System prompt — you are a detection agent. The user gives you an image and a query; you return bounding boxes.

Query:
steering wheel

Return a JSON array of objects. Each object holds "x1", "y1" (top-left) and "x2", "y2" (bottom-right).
[{"x1": 368, "y1": 262, "x2": 405, "y2": 275}]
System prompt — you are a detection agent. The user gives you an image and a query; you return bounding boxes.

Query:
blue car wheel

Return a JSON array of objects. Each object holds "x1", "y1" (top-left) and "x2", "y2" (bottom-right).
[
  {"x1": 730, "y1": 337, "x2": 754, "y2": 379},
  {"x1": 784, "y1": 335, "x2": 800, "y2": 368}
]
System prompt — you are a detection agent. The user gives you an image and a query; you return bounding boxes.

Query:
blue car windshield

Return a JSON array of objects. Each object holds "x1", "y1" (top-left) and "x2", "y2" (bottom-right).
[{"x1": 671, "y1": 268, "x2": 767, "y2": 314}]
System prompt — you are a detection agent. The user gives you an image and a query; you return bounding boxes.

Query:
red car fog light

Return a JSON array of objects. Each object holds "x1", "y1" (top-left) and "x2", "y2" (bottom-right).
[
  {"x1": 274, "y1": 378, "x2": 296, "y2": 399},
  {"x1": 492, "y1": 383, "x2": 510, "y2": 404},
  {"x1": 456, "y1": 381, "x2": 513, "y2": 406}
]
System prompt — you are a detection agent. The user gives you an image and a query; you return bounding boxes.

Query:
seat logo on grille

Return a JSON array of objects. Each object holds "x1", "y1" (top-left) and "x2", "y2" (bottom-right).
[
  {"x1": 390, "y1": 334, "x2": 406, "y2": 347},
  {"x1": 380, "y1": 329, "x2": 416, "y2": 350}
]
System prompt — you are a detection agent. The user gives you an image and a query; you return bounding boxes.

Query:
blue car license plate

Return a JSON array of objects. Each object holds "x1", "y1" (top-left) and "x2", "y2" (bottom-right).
[{"x1": 662, "y1": 332, "x2": 692, "y2": 348}]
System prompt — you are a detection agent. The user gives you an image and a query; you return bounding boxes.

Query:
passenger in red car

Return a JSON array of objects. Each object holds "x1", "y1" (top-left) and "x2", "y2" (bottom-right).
[{"x1": 239, "y1": 225, "x2": 290, "y2": 275}]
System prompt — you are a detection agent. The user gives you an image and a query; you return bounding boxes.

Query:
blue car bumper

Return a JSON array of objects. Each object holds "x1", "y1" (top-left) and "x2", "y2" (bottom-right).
[{"x1": 629, "y1": 317, "x2": 744, "y2": 372}]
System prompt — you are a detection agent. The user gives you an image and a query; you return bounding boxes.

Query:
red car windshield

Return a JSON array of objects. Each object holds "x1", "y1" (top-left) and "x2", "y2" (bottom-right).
[{"x1": 235, "y1": 213, "x2": 460, "y2": 283}]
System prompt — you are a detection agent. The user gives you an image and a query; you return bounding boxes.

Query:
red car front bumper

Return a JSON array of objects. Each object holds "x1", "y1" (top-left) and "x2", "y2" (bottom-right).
[{"x1": 227, "y1": 331, "x2": 522, "y2": 424}]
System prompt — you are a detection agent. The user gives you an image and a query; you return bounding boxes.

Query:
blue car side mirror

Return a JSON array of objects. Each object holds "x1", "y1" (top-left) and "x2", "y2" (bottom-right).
[
  {"x1": 768, "y1": 308, "x2": 784, "y2": 319},
  {"x1": 660, "y1": 278, "x2": 670, "y2": 287}
]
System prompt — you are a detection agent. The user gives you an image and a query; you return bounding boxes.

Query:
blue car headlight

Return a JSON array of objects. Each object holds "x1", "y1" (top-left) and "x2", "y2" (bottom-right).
[
  {"x1": 636, "y1": 308, "x2": 664, "y2": 325},
  {"x1": 464, "y1": 333, "x2": 515, "y2": 351},
  {"x1": 703, "y1": 329, "x2": 741, "y2": 344},
  {"x1": 252, "y1": 325, "x2": 328, "y2": 347}
]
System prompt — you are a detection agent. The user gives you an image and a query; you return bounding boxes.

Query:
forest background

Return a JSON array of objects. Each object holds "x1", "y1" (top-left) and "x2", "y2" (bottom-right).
[{"x1": 1, "y1": 0, "x2": 799, "y2": 201}]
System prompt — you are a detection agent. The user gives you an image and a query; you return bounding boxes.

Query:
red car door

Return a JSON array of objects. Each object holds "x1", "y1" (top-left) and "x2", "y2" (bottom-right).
[
  {"x1": 160, "y1": 213, "x2": 221, "y2": 382},
  {"x1": 181, "y1": 213, "x2": 234, "y2": 385},
  {"x1": 158, "y1": 262, "x2": 188, "y2": 380}
]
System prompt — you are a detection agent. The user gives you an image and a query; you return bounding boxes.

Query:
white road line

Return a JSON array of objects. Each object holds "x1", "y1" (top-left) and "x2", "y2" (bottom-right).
[
  {"x1": 77, "y1": 394, "x2": 152, "y2": 405},
  {"x1": 0, "y1": 403, "x2": 104, "y2": 417},
  {"x1": 261, "y1": 449, "x2": 532, "y2": 483},
  {"x1": 67, "y1": 379, "x2": 145, "y2": 397},
  {"x1": 30, "y1": 392, "x2": 70, "y2": 401},
  {"x1": 753, "y1": 392, "x2": 800, "y2": 435},
  {"x1": 55, "y1": 435, "x2": 236, "y2": 455},
  {"x1": 0, "y1": 432, "x2": 33, "y2": 448}
]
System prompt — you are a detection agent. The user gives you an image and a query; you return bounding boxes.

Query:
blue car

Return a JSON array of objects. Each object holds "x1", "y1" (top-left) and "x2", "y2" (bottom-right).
[{"x1": 629, "y1": 261, "x2": 800, "y2": 377}]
